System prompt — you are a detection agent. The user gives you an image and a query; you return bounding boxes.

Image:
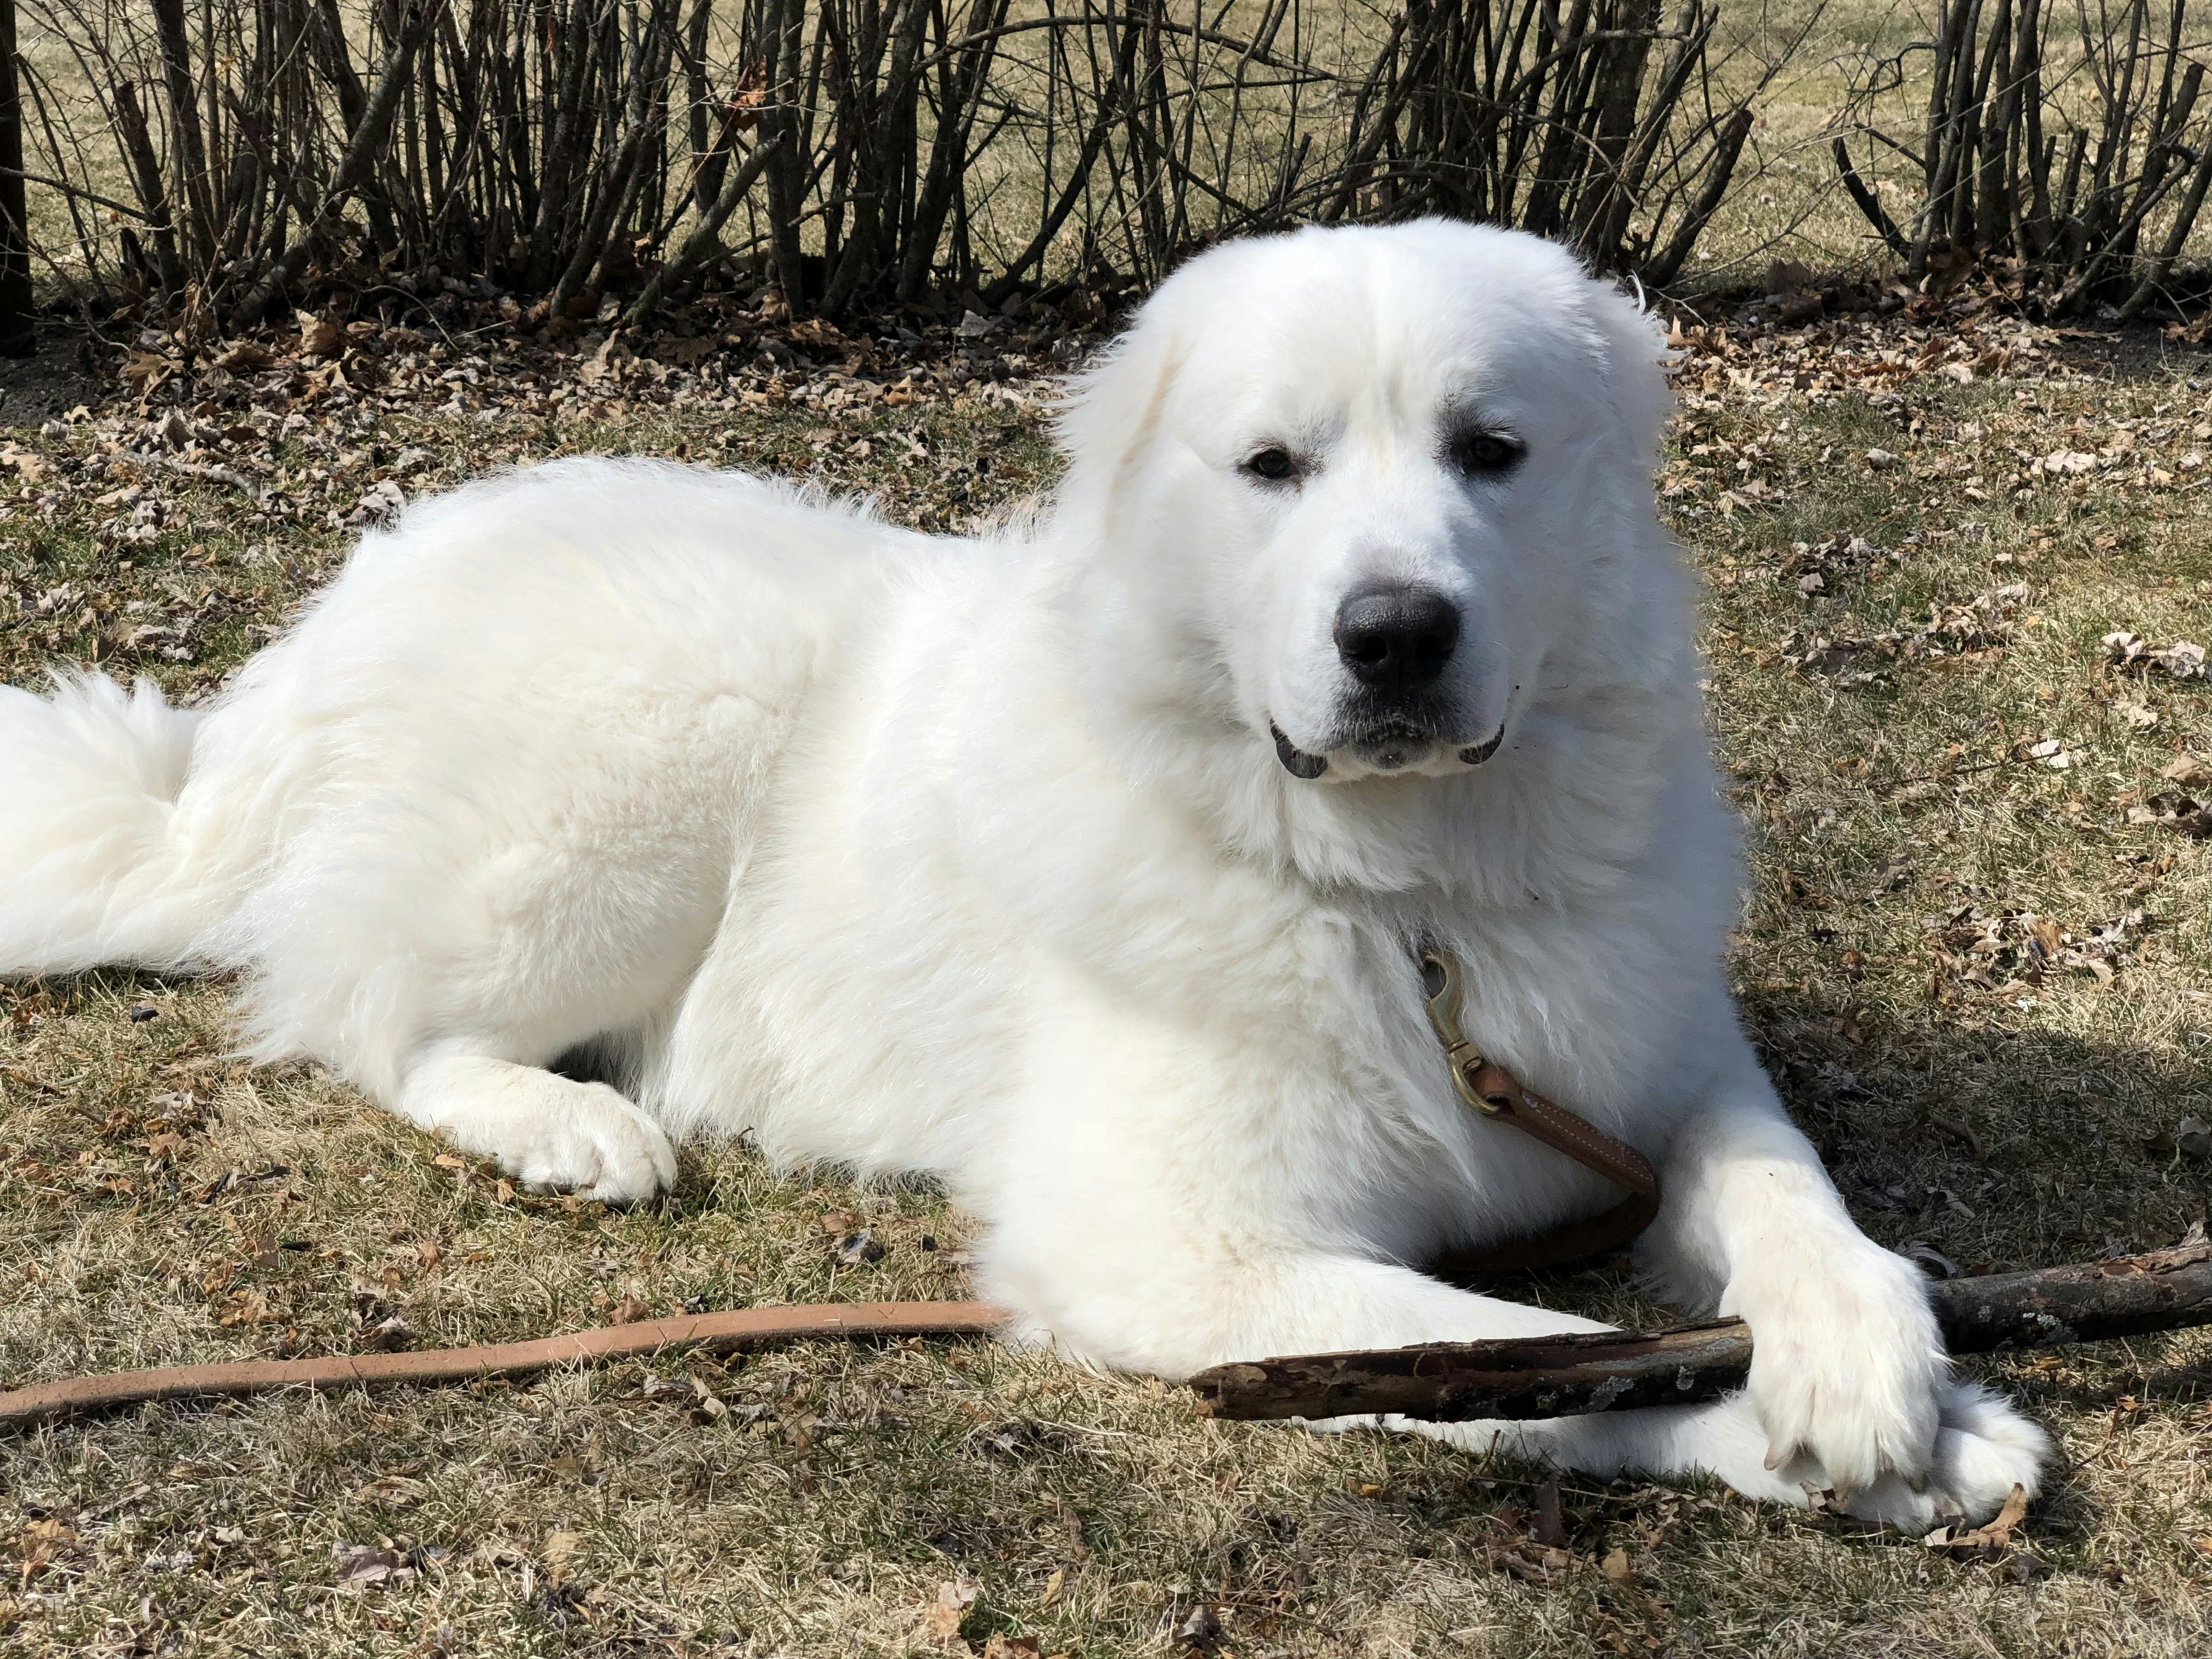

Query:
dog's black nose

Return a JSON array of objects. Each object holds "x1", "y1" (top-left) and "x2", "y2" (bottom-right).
[{"x1": 1334, "y1": 584, "x2": 1460, "y2": 693}]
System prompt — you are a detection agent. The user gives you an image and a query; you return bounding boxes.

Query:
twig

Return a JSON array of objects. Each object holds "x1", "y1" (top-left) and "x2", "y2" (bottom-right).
[
  {"x1": 0, "y1": 165, "x2": 159, "y2": 225},
  {"x1": 1190, "y1": 1240, "x2": 2212, "y2": 1423}
]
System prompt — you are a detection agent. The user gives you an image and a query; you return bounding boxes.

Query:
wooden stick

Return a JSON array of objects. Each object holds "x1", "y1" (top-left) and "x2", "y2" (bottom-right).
[
  {"x1": 0, "y1": 1301, "x2": 1005, "y2": 1431},
  {"x1": 1190, "y1": 1242, "x2": 2212, "y2": 1423}
]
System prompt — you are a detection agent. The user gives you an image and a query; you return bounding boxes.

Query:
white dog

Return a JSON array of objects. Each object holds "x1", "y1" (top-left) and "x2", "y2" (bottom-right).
[{"x1": 1, "y1": 221, "x2": 2044, "y2": 1523}]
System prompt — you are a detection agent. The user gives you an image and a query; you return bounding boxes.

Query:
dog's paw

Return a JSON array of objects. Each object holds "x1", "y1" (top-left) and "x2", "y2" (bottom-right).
[
  {"x1": 1730, "y1": 1239, "x2": 1947, "y2": 1496},
  {"x1": 509, "y1": 1082, "x2": 678, "y2": 1203},
  {"x1": 1814, "y1": 1381, "x2": 2050, "y2": 1530}
]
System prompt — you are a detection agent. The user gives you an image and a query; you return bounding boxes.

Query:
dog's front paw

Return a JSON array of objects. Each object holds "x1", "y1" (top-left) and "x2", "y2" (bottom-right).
[
  {"x1": 1820, "y1": 1381, "x2": 2051, "y2": 1530},
  {"x1": 1730, "y1": 1240, "x2": 1948, "y2": 1497},
  {"x1": 511, "y1": 1082, "x2": 678, "y2": 1204}
]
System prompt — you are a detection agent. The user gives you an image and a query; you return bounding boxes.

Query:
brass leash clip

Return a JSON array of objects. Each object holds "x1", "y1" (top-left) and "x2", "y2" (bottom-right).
[{"x1": 1418, "y1": 946, "x2": 1503, "y2": 1118}]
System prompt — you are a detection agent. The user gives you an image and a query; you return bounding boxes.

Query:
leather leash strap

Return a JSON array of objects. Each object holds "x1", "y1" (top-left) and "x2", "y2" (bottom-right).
[
  {"x1": 0, "y1": 1302, "x2": 1007, "y2": 1430},
  {"x1": 1415, "y1": 946, "x2": 1660, "y2": 1278}
]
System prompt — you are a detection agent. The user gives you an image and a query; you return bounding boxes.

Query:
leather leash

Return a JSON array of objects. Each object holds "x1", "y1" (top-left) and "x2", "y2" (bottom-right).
[
  {"x1": 1414, "y1": 945, "x2": 1661, "y2": 1279},
  {"x1": 0, "y1": 1302, "x2": 1006, "y2": 1430}
]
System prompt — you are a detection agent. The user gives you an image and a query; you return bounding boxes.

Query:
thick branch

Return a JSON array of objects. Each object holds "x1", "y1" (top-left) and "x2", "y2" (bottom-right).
[
  {"x1": 1832, "y1": 135, "x2": 1911, "y2": 257},
  {"x1": 1191, "y1": 1240, "x2": 2212, "y2": 1423}
]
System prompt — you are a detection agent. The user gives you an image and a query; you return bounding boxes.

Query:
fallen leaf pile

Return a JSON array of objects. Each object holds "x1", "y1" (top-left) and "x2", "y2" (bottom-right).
[
  {"x1": 1773, "y1": 582, "x2": 2032, "y2": 687},
  {"x1": 1923, "y1": 901, "x2": 2148, "y2": 1000},
  {"x1": 2103, "y1": 630, "x2": 2209, "y2": 679}
]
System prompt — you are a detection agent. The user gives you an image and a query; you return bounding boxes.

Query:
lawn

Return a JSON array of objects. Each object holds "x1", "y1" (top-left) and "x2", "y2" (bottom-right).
[{"x1": 4, "y1": 277, "x2": 2212, "y2": 1657}]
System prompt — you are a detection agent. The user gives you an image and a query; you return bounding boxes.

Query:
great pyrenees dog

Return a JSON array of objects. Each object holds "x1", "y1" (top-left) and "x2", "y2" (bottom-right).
[{"x1": 2, "y1": 220, "x2": 2044, "y2": 1523}]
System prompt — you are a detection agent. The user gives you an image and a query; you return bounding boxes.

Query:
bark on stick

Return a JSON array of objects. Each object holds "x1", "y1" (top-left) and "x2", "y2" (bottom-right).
[{"x1": 1189, "y1": 1241, "x2": 2212, "y2": 1424}]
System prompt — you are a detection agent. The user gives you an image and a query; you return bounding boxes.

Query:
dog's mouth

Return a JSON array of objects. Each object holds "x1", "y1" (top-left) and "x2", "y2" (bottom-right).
[
  {"x1": 1269, "y1": 719, "x2": 1507, "y2": 781},
  {"x1": 1271, "y1": 722, "x2": 1330, "y2": 779},
  {"x1": 1458, "y1": 727, "x2": 1505, "y2": 766}
]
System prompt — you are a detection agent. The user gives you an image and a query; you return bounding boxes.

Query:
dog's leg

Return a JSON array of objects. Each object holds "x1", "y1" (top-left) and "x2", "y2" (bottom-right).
[
  {"x1": 987, "y1": 1227, "x2": 1922, "y2": 1520},
  {"x1": 990, "y1": 1154, "x2": 2041, "y2": 1527},
  {"x1": 1616, "y1": 1045, "x2": 2049, "y2": 1522},
  {"x1": 983, "y1": 1231, "x2": 1619, "y2": 1378},
  {"x1": 393, "y1": 1048, "x2": 678, "y2": 1204}
]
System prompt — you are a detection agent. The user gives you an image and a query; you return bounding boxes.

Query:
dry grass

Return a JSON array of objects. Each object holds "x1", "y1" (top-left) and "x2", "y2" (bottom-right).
[{"x1": 5, "y1": 291, "x2": 2212, "y2": 1656}]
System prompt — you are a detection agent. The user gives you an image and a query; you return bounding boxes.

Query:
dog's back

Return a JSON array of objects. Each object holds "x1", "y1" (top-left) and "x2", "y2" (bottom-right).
[{"x1": 0, "y1": 457, "x2": 936, "y2": 1099}]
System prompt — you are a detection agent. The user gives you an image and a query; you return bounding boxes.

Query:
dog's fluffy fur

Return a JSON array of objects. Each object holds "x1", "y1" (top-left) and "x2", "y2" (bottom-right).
[{"x1": 0, "y1": 221, "x2": 2045, "y2": 1522}]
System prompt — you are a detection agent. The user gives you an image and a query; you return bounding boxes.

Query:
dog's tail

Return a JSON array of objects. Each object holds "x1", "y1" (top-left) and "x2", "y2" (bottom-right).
[{"x1": 0, "y1": 670, "x2": 242, "y2": 975}]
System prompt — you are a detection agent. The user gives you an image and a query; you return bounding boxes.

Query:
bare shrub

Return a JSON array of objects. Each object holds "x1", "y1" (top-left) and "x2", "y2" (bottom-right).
[
  {"x1": 1832, "y1": 0, "x2": 2212, "y2": 314},
  {"x1": 4, "y1": 1, "x2": 1785, "y2": 325}
]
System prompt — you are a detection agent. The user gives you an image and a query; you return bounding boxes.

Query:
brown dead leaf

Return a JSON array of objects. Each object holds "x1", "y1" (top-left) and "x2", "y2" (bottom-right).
[
  {"x1": 120, "y1": 352, "x2": 172, "y2": 393},
  {"x1": 2149, "y1": 1115, "x2": 2212, "y2": 1159},
  {"x1": 1926, "y1": 1482, "x2": 2030, "y2": 1550},
  {"x1": 543, "y1": 1529, "x2": 585, "y2": 1568},
  {"x1": 789, "y1": 318, "x2": 847, "y2": 353},
  {"x1": 918, "y1": 1575, "x2": 980, "y2": 1645},
  {"x1": 357, "y1": 1313, "x2": 413, "y2": 1351},
  {"x1": 656, "y1": 335, "x2": 719, "y2": 367},
  {"x1": 332, "y1": 1542, "x2": 414, "y2": 1589},
  {"x1": 216, "y1": 341, "x2": 274, "y2": 374}
]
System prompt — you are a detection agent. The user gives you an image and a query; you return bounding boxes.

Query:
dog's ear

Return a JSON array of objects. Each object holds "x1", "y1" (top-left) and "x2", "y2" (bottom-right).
[
  {"x1": 1052, "y1": 298, "x2": 1184, "y2": 527},
  {"x1": 1578, "y1": 277, "x2": 1676, "y2": 466}
]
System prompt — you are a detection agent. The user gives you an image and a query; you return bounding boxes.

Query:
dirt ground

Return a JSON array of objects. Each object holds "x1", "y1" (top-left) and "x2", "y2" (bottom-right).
[{"x1": 4, "y1": 278, "x2": 2212, "y2": 1656}]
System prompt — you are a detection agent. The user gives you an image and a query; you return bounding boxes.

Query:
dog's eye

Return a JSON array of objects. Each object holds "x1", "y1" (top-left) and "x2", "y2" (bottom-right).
[
  {"x1": 1451, "y1": 431, "x2": 1523, "y2": 477},
  {"x1": 1242, "y1": 447, "x2": 1300, "y2": 484}
]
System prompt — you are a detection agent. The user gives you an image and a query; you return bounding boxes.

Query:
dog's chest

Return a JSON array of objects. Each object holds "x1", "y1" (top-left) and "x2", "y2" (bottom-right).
[{"x1": 1296, "y1": 901, "x2": 1702, "y2": 1258}]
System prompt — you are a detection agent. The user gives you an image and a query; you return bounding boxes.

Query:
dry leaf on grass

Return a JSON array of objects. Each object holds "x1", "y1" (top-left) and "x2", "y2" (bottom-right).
[
  {"x1": 1925, "y1": 1482, "x2": 2029, "y2": 1550},
  {"x1": 2104, "y1": 631, "x2": 2208, "y2": 679},
  {"x1": 332, "y1": 1543, "x2": 414, "y2": 1590},
  {"x1": 2145, "y1": 1115, "x2": 2212, "y2": 1160},
  {"x1": 918, "y1": 1576, "x2": 980, "y2": 1645},
  {"x1": 1168, "y1": 1601, "x2": 1224, "y2": 1646},
  {"x1": 1922, "y1": 1483, "x2": 2050, "y2": 1577}
]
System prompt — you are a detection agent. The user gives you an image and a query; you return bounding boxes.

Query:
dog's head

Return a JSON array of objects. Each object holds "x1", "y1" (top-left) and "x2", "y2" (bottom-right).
[{"x1": 1054, "y1": 220, "x2": 1674, "y2": 788}]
